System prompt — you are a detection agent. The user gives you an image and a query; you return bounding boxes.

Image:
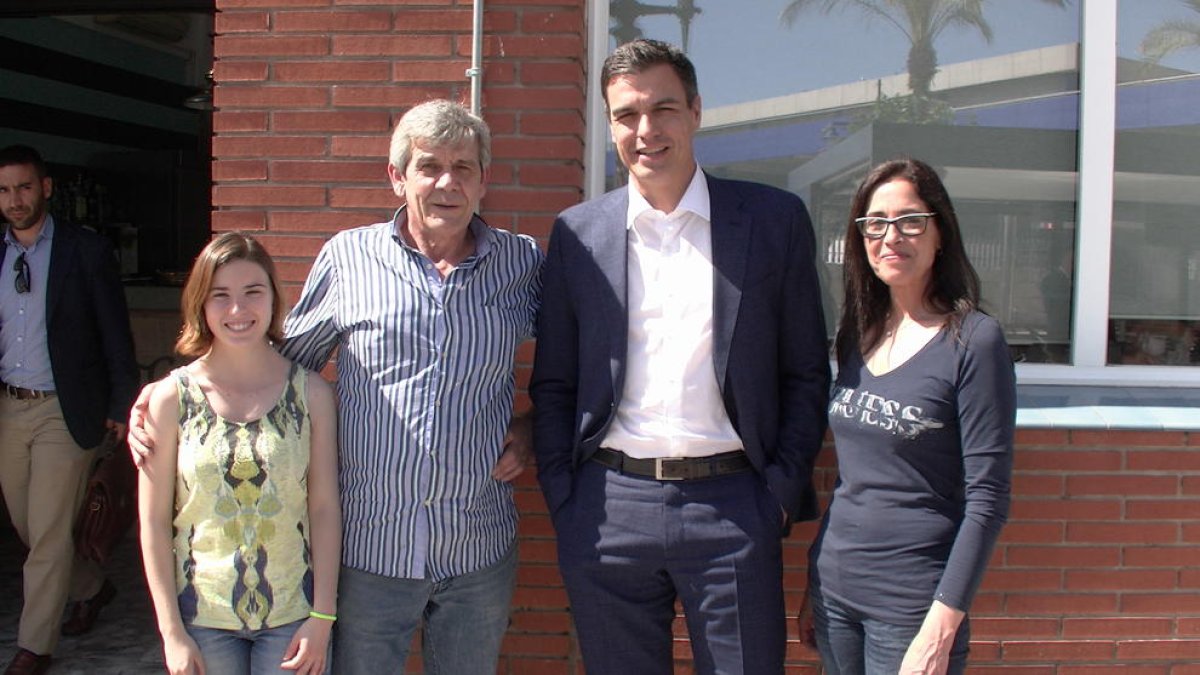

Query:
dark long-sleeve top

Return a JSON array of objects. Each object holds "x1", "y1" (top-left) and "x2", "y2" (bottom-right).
[{"x1": 809, "y1": 311, "x2": 1016, "y2": 624}]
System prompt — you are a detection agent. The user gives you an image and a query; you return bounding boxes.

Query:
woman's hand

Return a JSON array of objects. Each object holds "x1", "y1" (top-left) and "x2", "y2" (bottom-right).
[
  {"x1": 280, "y1": 618, "x2": 333, "y2": 674},
  {"x1": 162, "y1": 630, "x2": 205, "y2": 675},
  {"x1": 899, "y1": 600, "x2": 964, "y2": 674}
]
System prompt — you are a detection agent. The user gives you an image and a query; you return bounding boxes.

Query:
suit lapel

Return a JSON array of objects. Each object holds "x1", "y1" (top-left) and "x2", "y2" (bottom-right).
[
  {"x1": 46, "y1": 224, "x2": 75, "y2": 321},
  {"x1": 591, "y1": 192, "x2": 630, "y2": 394},
  {"x1": 708, "y1": 175, "x2": 750, "y2": 391}
]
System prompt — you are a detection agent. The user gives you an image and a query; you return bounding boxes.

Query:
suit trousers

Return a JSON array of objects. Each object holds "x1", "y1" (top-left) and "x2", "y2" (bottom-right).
[
  {"x1": 0, "y1": 395, "x2": 103, "y2": 655},
  {"x1": 554, "y1": 460, "x2": 787, "y2": 675}
]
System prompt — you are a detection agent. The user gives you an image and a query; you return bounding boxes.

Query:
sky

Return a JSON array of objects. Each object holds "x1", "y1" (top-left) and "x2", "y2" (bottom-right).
[{"x1": 613, "y1": 0, "x2": 1200, "y2": 108}]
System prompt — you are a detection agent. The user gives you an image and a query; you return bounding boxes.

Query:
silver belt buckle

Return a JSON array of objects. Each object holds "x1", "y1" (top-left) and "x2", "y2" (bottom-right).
[{"x1": 654, "y1": 457, "x2": 684, "y2": 481}]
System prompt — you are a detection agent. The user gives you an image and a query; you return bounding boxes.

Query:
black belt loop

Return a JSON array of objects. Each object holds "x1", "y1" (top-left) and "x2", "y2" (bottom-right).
[{"x1": 591, "y1": 447, "x2": 751, "y2": 481}]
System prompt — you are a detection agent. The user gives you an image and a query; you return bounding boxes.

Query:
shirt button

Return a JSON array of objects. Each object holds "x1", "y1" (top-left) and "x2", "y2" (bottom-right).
[{"x1": 424, "y1": 498, "x2": 433, "y2": 506}]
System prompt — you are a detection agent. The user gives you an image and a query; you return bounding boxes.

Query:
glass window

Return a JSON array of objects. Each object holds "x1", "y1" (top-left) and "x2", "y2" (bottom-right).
[
  {"x1": 1111, "y1": 0, "x2": 1200, "y2": 366},
  {"x1": 604, "y1": 1, "x2": 1081, "y2": 363}
]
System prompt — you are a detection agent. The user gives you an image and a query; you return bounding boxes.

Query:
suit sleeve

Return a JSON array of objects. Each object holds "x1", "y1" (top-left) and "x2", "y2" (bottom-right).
[
  {"x1": 763, "y1": 198, "x2": 831, "y2": 523},
  {"x1": 529, "y1": 217, "x2": 581, "y2": 517},
  {"x1": 88, "y1": 237, "x2": 139, "y2": 422}
]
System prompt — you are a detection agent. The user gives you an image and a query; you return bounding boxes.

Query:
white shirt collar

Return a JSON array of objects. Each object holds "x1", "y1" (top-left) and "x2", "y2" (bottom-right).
[{"x1": 625, "y1": 164, "x2": 710, "y2": 230}]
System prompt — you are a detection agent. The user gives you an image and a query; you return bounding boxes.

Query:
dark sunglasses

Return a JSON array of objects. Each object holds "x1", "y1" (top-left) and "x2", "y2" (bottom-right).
[{"x1": 13, "y1": 252, "x2": 29, "y2": 294}]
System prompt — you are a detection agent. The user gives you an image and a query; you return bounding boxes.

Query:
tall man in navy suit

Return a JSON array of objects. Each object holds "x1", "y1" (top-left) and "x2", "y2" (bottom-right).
[
  {"x1": 530, "y1": 40, "x2": 831, "y2": 674},
  {"x1": 0, "y1": 145, "x2": 138, "y2": 675}
]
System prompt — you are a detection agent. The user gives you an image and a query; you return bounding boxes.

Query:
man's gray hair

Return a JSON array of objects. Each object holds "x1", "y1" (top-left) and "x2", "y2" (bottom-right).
[{"x1": 389, "y1": 99, "x2": 492, "y2": 173}]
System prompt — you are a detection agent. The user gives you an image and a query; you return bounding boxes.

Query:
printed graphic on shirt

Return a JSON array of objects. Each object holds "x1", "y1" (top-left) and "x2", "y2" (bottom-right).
[
  {"x1": 173, "y1": 364, "x2": 314, "y2": 630},
  {"x1": 829, "y1": 385, "x2": 945, "y2": 438}
]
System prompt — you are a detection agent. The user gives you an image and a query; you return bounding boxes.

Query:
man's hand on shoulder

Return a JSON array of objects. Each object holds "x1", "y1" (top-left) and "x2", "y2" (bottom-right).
[{"x1": 127, "y1": 381, "x2": 160, "y2": 467}]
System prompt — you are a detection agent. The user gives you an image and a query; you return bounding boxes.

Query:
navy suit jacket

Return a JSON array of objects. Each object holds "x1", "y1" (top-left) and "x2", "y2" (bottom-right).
[
  {"x1": 531, "y1": 173, "x2": 831, "y2": 524},
  {"x1": 1, "y1": 222, "x2": 138, "y2": 449}
]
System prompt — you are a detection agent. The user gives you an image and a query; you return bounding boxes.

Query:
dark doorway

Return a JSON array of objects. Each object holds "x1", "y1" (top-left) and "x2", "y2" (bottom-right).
[{"x1": 1, "y1": 1, "x2": 215, "y2": 280}]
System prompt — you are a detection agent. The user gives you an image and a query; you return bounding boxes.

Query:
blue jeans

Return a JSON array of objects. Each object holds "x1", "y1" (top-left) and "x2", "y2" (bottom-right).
[
  {"x1": 331, "y1": 541, "x2": 517, "y2": 675},
  {"x1": 187, "y1": 619, "x2": 309, "y2": 675},
  {"x1": 810, "y1": 585, "x2": 970, "y2": 675}
]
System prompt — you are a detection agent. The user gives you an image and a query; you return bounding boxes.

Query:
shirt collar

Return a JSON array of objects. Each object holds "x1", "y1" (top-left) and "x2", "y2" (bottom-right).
[
  {"x1": 390, "y1": 206, "x2": 494, "y2": 259},
  {"x1": 625, "y1": 164, "x2": 710, "y2": 230},
  {"x1": 5, "y1": 214, "x2": 55, "y2": 250}
]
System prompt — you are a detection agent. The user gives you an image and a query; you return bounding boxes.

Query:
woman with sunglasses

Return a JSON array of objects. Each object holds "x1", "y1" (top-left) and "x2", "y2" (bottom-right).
[
  {"x1": 802, "y1": 158, "x2": 1016, "y2": 675},
  {"x1": 138, "y1": 233, "x2": 340, "y2": 675}
]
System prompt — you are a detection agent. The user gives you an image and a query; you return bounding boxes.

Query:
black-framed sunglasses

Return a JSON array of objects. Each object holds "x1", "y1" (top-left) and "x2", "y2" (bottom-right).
[
  {"x1": 855, "y1": 213, "x2": 936, "y2": 240},
  {"x1": 13, "y1": 252, "x2": 29, "y2": 294}
]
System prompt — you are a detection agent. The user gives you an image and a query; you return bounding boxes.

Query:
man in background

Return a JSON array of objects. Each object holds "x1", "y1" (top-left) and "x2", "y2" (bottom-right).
[{"x1": 0, "y1": 144, "x2": 138, "y2": 675}]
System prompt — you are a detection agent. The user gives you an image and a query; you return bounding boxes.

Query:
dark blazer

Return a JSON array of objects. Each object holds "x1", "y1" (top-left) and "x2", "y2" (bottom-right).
[
  {"x1": 531, "y1": 173, "x2": 832, "y2": 524},
  {"x1": 1, "y1": 222, "x2": 139, "y2": 449}
]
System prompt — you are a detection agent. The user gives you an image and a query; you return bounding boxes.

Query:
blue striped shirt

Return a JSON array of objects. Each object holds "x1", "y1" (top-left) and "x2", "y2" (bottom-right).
[{"x1": 281, "y1": 208, "x2": 543, "y2": 580}]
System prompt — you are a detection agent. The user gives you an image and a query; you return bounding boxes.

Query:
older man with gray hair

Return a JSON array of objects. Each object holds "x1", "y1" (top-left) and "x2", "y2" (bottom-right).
[
  {"x1": 284, "y1": 98, "x2": 544, "y2": 673},
  {"x1": 132, "y1": 99, "x2": 543, "y2": 673}
]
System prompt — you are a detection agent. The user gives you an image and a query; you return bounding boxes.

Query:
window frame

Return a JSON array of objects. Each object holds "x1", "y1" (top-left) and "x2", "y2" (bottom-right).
[{"x1": 584, "y1": 0, "x2": 1197, "y2": 387}]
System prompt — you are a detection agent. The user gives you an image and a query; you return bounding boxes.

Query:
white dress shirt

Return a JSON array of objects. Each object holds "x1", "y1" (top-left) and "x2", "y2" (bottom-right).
[{"x1": 601, "y1": 167, "x2": 743, "y2": 459}]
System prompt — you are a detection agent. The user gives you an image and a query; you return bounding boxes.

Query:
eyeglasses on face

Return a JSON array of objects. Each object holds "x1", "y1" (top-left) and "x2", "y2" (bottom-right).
[
  {"x1": 13, "y1": 252, "x2": 29, "y2": 294},
  {"x1": 855, "y1": 213, "x2": 936, "y2": 240}
]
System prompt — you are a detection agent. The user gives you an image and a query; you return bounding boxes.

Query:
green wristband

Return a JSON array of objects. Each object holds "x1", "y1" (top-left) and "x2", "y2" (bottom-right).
[{"x1": 309, "y1": 610, "x2": 337, "y2": 621}]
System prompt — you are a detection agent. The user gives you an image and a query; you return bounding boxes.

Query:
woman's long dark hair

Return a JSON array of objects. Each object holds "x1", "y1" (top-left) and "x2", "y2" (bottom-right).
[{"x1": 835, "y1": 158, "x2": 981, "y2": 365}]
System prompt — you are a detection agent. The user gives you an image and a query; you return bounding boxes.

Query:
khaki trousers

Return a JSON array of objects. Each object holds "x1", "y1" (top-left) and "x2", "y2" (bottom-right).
[{"x1": 0, "y1": 395, "x2": 103, "y2": 655}]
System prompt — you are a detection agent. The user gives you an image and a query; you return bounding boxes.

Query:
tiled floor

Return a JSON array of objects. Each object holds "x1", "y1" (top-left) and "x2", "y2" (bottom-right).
[{"x1": 0, "y1": 526, "x2": 164, "y2": 674}]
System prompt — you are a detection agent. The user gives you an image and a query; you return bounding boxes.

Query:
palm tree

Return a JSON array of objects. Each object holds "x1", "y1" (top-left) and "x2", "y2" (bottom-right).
[
  {"x1": 1139, "y1": 0, "x2": 1200, "y2": 63},
  {"x1": 780, "y1": 0, "x2": 1068, "y2": 100}
]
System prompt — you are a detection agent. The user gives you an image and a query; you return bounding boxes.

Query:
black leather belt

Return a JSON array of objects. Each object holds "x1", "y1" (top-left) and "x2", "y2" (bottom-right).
[
  {"x1": 591, "y1": 447, "x2": 751, "y2": 481},
  {"x1": 2, "y1": 383, "x2": 55, "y2": 400}
]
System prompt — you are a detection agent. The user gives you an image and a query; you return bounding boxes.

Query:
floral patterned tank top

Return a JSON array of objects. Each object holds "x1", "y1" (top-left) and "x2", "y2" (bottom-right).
[{"x1": 170, "y1": 362, "x2": 314, "y2": 630}]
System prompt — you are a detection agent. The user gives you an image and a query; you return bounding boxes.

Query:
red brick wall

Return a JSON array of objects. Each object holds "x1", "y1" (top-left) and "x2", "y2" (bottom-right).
[
  {"x1": 963, "y1": 430, "x2": 1200, "y2": 674},
  {"x1": 211, "y1": 2, "x2": 1200, "y2": 672}
]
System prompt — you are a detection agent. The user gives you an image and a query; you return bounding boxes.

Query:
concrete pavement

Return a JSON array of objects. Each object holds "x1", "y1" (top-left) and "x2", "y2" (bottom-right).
[{"x1": 0, "y1": 525, "x2": 164, "y2": 674}]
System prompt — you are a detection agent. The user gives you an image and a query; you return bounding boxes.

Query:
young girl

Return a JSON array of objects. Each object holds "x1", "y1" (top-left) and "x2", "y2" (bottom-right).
[{"x1": 139, "y1": 232, "x2": 340, "y2": 675}]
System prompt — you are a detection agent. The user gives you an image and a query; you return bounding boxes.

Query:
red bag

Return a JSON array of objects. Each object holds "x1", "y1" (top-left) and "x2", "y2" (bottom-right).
[{"x1": 73, "y1": 436, "x2": 138, "y2": 565}]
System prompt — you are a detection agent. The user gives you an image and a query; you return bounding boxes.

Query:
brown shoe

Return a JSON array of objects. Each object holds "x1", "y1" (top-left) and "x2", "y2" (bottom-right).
[
  {"x1": 60, "y1": 579, "x2": 116, "y2": 636},
  {"x1": 3, "y1": 649, "x2": 51, "y2": 675}
]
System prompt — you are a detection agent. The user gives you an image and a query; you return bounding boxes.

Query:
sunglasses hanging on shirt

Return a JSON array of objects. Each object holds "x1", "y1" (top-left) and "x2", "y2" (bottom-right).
[{"x1": 13, "y1": 252, "x2": 30, "y2": 294}]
